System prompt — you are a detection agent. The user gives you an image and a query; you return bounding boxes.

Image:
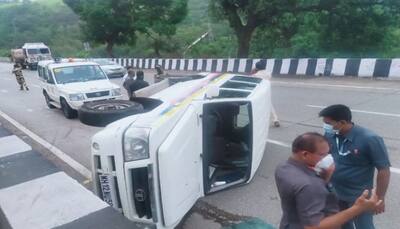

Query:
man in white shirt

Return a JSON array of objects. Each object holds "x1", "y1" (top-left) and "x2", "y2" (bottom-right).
[
  {"x1": 122, "y1": 66, "x2": 135, "y2": 82},
  {"x1": 252, "y1": 61, "x2": 280, "y2": 127}
]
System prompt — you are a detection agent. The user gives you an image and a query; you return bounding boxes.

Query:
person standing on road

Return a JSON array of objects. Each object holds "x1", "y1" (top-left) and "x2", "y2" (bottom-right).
[
  {"x1": 123, "y1": 68, "x2": 136, "y2": 99},
  {"x1": 128, "y1": 70, "x2": 149, "y2": 98},
  {"x1": 122, "y1": 66, "x2": 134, "y2": 82},
  {"x1": 251, "y1": 61, "x2": 280, "y2": 127},
  {"x1": 154, "y1": 64, "x2": 167, "y2": 83},
  {"x1": 319, "y1": 104, "x2": 391, "y2": 229},
  {"x1": 12, "y1": 63, "x2": 29, "y2": 91},
  {"x1": 275, "y1": 132, "x2": 383, "y2": 229}
]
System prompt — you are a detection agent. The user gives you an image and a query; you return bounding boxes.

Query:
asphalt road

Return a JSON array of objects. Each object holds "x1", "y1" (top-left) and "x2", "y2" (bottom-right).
[{"x1": 0, "y1": 62, "x2": 399, "y2": 229}]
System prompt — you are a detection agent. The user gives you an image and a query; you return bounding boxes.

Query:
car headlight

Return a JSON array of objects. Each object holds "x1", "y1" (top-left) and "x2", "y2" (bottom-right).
[
  {"x1": 69, "y1": 93, "x2": 85, "y2": 101},
  {"x1": 111, "y1": 88, "x2": 122, "y2": 96},
  {"x1": 123, "y1": 128, "x2": 150, "y2": 162}
]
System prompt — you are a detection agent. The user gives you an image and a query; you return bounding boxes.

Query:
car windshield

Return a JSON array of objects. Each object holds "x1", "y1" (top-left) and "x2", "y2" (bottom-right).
[
  {"x1": 27, "y1": 49, "x2": 39, "y2": 54},
  {"x1": 53, "y1": 65, "x2": 107, "y2": 84},
  {"x1": 95, "y1": 59, "x2": 116, "y2": 65}
]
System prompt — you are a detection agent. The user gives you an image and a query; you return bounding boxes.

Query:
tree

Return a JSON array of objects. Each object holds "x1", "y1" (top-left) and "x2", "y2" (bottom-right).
[
  {"x1": 209, "y1": 0, "x2": 400, "y2": 58},
  {"x1": 64, "y1": 0, "x2": 188, "y2": 58},
  {"x1": 64, "y1": 0, "x2": 135, "y2": 57},
  {"x1": 135, "y1": 0, "x2": 188, "y2": 57}
]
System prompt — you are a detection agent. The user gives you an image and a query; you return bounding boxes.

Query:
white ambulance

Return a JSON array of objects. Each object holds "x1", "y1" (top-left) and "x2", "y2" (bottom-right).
[{"x1": 91, "y1": 73, "x2": 271, "y2": 228}]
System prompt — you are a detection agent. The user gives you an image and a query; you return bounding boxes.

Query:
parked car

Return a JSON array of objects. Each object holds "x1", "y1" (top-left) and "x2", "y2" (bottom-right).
[
  {"x1": 89, "y1": 73, "x2": 271, "y2": 228},
  {"x1": 94, "y1": 59, "x2": 126, "y2": 78},
  {"x1": 37, "y1": 59, "x2": 122, "y2": 119}
]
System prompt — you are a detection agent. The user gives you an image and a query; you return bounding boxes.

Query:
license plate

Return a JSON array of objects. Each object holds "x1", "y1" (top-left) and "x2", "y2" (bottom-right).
[{"x1": 99, "y1": 174, "x2": 114, "y2": 207}]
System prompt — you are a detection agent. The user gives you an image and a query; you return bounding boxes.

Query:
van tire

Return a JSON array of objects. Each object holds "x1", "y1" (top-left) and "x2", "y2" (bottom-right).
[
  {"x1": 43, "y1": 91, "x2": 55, "y2": 109},
  {"x1": 61, "y1": 98, "x2": 77, "y2": 119},
  {"x1": 78, "y1": 100, "x2": 144, "y2": 127}
]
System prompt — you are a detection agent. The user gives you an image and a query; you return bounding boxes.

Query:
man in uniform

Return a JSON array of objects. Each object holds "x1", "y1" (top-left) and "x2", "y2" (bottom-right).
[
  {"x1": 12, "y1": 63, "x2": 29, "y2": 91},
  {"x1": 319, "y1": 104, "x2": 391, "y2": 229}
]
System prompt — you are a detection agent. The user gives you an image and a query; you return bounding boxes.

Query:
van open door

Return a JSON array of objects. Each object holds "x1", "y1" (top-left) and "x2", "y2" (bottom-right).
[
  {"x1": 158, "y1": 105, "x2": 203, "y2": 227},
  {"x1": 202, "y1": 101, "x2": 253, "y2": 194}
]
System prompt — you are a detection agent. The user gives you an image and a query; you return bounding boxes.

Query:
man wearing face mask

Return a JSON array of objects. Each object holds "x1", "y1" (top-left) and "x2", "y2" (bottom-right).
[
  {"x1": 319, "y1": 104, "x2": 391, "y2": 229},
  {"x1": 275, "y1": 132, "x2": 382, "y2": 229}
]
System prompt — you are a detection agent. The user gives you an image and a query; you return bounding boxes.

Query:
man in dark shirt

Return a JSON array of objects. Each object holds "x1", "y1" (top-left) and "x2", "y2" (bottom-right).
[
  {"x1": 123, "y1": 69, "x2": 136, "y2": 99},
  {"x1": 319, "y1": 104, "x2": 391, "y2": 229},
  {"x1": 275, "y1": 132, "x2": 382, "y2": 229},
  {"x1": 129, "y1": 70, "x2": 149, "y2": 98}
]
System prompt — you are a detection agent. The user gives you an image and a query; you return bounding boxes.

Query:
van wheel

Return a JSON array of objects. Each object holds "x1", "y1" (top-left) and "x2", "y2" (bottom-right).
[
  {"x1": 43, "y1": 92, "x2": 56, "y2": 109},
  {"x1": 78, "y1": 100, "x2": 144, "y2": 127},
  {"x1": 61, "y1": 98, "x2": 77, "y2": 119}
]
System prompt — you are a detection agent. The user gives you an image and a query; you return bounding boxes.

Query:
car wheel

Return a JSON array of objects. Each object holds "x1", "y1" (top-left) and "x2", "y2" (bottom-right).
[
  {"x1": 61, "y1": 98, "x2": 77, "y2": 119},
  {"x1": 44, "y1": 92, "x2": 56, "y2": 109},
  {"x1": 78, "y1": 100, "x2": 144, "y2": 127}
]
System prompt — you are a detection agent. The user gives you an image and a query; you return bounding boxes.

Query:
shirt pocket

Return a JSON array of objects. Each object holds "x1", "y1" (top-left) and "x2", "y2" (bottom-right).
[{"x1": 337, "y1": 145, "x2": 370, "y2": 166}]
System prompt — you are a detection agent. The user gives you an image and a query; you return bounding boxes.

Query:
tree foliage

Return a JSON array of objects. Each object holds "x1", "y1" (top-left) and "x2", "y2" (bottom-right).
[
  {"x1": 63, "y1": 0, "x2": 187, "y2": 57},
  {"x1": 63, "y1": 0, "x2": 136, "y2": 57},
  {"x1": 210, "y1": 0, "x2": 400, "y2": 58},
  {"x1": 0, "y1": 0, "x2": 81, "y2": 56}
]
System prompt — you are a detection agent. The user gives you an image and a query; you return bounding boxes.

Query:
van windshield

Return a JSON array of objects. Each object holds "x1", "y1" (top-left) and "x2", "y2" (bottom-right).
[{"x1": 53, "y1": 65, "x2": 108, "y2": 84}]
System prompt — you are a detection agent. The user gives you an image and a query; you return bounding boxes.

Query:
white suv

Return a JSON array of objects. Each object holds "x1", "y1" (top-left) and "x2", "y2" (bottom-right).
[{"x1": 37, "y1": 59, "x2": 122, "y2": 118}]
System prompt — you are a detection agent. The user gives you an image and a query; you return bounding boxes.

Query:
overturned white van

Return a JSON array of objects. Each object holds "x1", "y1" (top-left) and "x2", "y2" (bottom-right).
[{"x1": 91, "y1": 73, "x2": 271, "y2": 228}]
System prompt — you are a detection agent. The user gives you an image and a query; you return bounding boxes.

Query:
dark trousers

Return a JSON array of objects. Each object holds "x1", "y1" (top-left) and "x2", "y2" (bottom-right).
[{"x1": 338, "y1": 200, "x2": 375, "y2": 229}]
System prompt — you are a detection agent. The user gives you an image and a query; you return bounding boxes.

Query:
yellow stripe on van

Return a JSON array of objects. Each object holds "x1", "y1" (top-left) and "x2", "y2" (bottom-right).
[{"x1": 154, "y1": 73, "x2": 229, "y2": 127}]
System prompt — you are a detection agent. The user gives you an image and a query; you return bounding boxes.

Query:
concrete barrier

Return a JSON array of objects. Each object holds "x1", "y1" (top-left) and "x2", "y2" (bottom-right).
[{"x1": 109, "y1": 57, "x2": 400, "y2": 78}]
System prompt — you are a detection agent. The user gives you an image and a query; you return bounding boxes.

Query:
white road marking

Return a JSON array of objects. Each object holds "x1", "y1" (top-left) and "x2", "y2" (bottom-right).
[
  {"x1": 0, "y1": 135, "x2": 32, "y2": 158},
  {"x1": 31, "y1": 84, "x2": 41, "y2": 88},
  {"x1": 0, "y1": 109, "x2": 92, "y2": 179},
  {"x1": 0, "y1": 172, "x2": 107, "y2": 229},
  {"x1": 307, "y1": 105, "x2": 400, "y2": 118},
  {"x1": 26, "y1": 109, "x2": 33, "y2": 112},
  {"x1": 1, "y1": 89, "x2": 8, "y2": 93},
  {"x1": 266, "y1": 139, "x2": 291, "y2": 148},
  {"x1": 391, "y1": 167, "x2": 400, "y2": 174},
  {"x1": 273, "y1": 81, "x2": 396, "y2": 91},
  {"x1": 267, "y1": 138, "x2": 400, "y2": 175}
]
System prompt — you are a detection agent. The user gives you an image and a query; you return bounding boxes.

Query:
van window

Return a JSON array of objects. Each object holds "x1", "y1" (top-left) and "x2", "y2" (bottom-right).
[
  {"x1": 46, "y1": 70, "x2": 55, "y2": 84},
  {"x1": 218, "y1": 90, "x2": 250, "y2": 98},
  {"x1": 231, "y1": 75, "x2": 262, "y2": 83},
  {"x1": 221, "y1": 81, "x2": 256, "y2": 90},
  {"x1": 27, "y1": 49, "x2": 39, "y2": 54},
  {"x1": 40, "y1": 48, "x2": 49, "y2": 54},
  {"x1": 38, "y1": 66, "x2": 43, "y2": 77}
]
